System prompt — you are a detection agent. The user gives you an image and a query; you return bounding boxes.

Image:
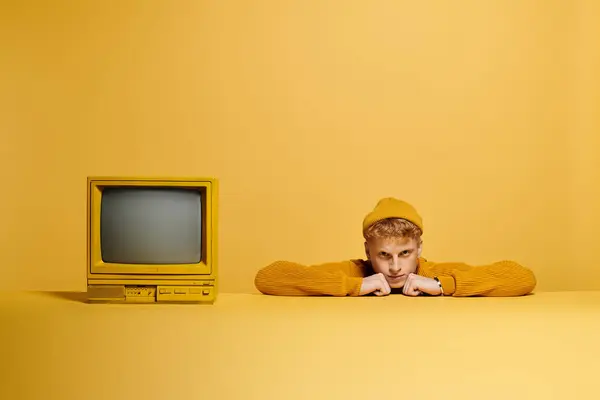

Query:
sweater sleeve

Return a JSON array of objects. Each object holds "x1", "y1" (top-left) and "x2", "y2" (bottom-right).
[
  {"x1": 254, "y1": 260, "x2": 365, "y2": 297},
  {"x1": 418, "y1": 259, "x2": 537, "y2": 297}
]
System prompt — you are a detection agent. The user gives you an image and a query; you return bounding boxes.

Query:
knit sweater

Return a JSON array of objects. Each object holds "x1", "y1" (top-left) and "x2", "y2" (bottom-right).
[{"x1": 254, "y1": 258, "x2": 537, "y2": 297}]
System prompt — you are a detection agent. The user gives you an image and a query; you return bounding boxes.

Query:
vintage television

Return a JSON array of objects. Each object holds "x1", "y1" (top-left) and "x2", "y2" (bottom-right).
[{"x1": 86, "y1": 177, "x2": 218, "y2": 303}]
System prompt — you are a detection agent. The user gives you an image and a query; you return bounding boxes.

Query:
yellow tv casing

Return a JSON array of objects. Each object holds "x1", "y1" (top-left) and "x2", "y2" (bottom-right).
[{"x1": 86, "y1": 176, "x2": 218, "y2": 304}]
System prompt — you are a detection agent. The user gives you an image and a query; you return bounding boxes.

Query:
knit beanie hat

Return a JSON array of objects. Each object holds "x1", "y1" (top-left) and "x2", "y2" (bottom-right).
[{"x1": 362, "y1": 197, "x2": 423, "y2": 233}]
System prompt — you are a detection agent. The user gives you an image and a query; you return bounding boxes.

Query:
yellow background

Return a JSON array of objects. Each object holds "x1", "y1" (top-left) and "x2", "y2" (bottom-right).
[{"x1": 1, "y1": 0, "x2": 598, "y2": 294}]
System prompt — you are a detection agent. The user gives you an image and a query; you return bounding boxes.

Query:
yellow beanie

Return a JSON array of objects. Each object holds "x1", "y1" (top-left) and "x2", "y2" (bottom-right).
[{"x1": 362, "y1": 197, "x2": 423, "y2": 233}]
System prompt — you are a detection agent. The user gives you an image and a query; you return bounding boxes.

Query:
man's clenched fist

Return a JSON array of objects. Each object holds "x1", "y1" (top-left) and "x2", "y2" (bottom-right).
[
  {"x1": 402, "y1": 273, "x2": 442, "y2": 296},
  {"x1": 359, "y1": 273, "x2": 391, "y2": 296}
]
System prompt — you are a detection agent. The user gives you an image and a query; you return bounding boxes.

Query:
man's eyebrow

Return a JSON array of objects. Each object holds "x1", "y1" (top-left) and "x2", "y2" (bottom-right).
[{"x1": 380, "y1": 248, "x2": 413, "y2": 253}]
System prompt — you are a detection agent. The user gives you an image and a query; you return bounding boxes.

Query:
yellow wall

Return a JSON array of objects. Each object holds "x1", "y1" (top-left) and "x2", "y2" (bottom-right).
[
  {"x1": 1, "y1": 0, "x2": 598, "y2": 293},
  {"x1": 567, "y1": 0, "x2": 600, "y2": 290}
]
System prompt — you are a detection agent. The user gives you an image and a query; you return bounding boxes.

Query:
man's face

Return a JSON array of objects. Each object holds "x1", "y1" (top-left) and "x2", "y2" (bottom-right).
[{"x1": 365, "y1": 236, "x2": 422, "y2": 288}]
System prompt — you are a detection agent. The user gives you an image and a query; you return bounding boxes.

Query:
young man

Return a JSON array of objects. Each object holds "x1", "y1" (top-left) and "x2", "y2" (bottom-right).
[{"x1": 254, "y1": 197, "x2": 537, "y2": 297}]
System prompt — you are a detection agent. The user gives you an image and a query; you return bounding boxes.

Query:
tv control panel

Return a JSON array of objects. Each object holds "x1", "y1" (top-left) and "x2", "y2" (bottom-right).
[{"x1": 87, "y1": 282, "x2": 215, "y2": 303}]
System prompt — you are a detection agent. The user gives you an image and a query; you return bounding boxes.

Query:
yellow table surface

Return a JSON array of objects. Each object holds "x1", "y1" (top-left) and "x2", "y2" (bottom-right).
[{"x1": 1, "y1": 291, "x2": 599, "y2": 400}]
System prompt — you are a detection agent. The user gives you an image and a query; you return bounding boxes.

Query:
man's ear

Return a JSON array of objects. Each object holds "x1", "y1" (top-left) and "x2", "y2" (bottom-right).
[
  {"x1": 417, "y1": 239, "x2": 423, "y2": 257},
  {"x1": 364, "y1": 241, "x2": 370, "y2": 259}
]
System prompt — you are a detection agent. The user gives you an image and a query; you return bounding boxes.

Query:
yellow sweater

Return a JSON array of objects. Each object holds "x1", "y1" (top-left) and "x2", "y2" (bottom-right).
[{"x1": 254, "y1": 258, "x2": 537, "y2": 297}]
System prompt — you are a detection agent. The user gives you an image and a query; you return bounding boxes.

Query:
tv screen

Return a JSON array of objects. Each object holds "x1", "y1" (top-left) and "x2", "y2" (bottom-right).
[{"x1": 100, "y1": 187, "x2": 202, "y2": 264}]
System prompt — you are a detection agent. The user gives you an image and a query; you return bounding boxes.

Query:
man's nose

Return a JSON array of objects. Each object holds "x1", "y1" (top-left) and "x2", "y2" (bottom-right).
[{"x1": 389, "y1": 257, "x2": 401, "y2": 274}]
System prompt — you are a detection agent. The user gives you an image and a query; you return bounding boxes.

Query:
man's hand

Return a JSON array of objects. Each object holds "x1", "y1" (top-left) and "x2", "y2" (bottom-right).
[
  {"x1": 402, "y1": 273, "x2": 442, "y2": 296},
  {"x1": 360, "y1": 273, "x2": 391, "y2": 296}
]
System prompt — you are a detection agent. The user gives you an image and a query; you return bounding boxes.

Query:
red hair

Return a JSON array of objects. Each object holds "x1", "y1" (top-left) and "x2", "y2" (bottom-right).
[{"x1": 363, "y1": 218, "x2": 422, "y2": 242}]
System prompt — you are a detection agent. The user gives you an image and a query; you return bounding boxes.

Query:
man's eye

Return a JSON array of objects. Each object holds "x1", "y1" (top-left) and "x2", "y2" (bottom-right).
[
  {"x1": 379, "y1": 252, "x2": 389, "y2": 257},
  {"x1": 401, "y1": 250, "x2": 410, "y2": 256}
]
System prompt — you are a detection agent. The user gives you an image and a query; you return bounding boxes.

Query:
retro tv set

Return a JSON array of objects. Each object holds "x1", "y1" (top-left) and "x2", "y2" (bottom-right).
[{"x1": 86, "y1": 177, "x2": 218, "y2": 303}]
